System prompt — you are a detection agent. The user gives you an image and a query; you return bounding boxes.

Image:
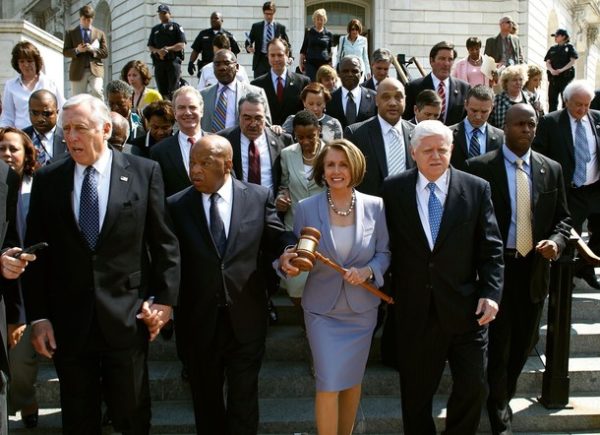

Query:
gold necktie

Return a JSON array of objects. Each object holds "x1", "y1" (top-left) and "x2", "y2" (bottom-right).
[{"x1": 515, "y1": 158, "x2": 532, "y2": 256}]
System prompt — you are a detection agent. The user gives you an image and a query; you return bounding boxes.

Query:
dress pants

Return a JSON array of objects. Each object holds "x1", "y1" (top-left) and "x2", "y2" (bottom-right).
[
  {"x1": 398, "y1": 305, "x2": 488, "y2": 435},
  {"x1": 487, "y1": 253, "x2": 544, "y2": 435},
  {"x1": 547, "y1": 75, "x2": 573, "y2": 113},
  {"x1": 8, "y1": 326, "x2": 38, "y2": 414},
  {"x1": 70, "y1": 68, "x2": 104, "y2": 100},
  {"x1": 188, "y1": 307, "x2": 265, "y2": 435},
  {"x1": 154, "y1": 59, "x2": 182, "y2": 100},
  {"x1": 53, "y1": 319, "x2": 150, "y2": 435}
]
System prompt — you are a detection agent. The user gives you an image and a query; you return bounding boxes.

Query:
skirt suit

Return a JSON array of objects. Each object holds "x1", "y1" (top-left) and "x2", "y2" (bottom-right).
[{"x1": 293, "y1": 191, "x2": 390, "y2": 391}]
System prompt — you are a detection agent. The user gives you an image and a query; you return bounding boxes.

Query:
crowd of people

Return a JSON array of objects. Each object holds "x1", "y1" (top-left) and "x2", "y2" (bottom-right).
[{"x1": 0, "y1": 2, "x2": 592, "y2": 435}]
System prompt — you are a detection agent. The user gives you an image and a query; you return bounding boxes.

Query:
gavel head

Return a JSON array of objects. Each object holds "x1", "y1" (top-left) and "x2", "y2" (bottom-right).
[{"x1": 291, "y1": 227, "x2": 321, "y2": 271}]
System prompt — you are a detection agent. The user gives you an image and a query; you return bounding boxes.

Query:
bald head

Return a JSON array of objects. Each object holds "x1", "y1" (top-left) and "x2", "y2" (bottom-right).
[
  {"x1": 190, "y1": 135, "x2": 234, "y2": 193},
  {"x1": 28, "y1": 89, "x2": 59, "y2": 134},
  {"x1": 504, "y1": 104, "x2": 537, "y2": 156},
  {"x1": 109, "y1": 111, "x2": 130, "y2": 149},
  {"x1": 376, "y1": 77, "x2": 406, "y2": 125}
]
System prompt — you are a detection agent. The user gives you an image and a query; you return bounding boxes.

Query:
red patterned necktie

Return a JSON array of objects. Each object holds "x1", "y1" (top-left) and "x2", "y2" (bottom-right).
[
  {"x1": 277, "y1": 76, "x2": 284, "y2": 104},
  {"x1": 248, "y1": 140, "x2": 261, "y2": 185},
  {"x1": 437, "y1": 81, "x2": 446, "y2": 122}
]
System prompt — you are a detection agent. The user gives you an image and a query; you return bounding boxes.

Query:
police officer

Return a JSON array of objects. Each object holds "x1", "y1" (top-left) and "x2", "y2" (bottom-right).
[
  {"x1": 148, "y1": 4, "x2": 186, "y2": 100},
  {"x1": 545, "y1": 28, "x2": 578, "y2": 112},
  {"x1": 188, "y1": 12, "x2": 240, "y2": 77}
]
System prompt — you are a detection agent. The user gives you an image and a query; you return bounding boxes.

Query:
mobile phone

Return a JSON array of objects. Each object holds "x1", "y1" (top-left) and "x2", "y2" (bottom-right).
[{"x1": 13, "y1": 242, "x2": 48, "y2": 258}]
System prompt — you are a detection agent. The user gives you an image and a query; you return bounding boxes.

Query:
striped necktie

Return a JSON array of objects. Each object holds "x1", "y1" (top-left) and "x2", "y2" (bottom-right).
[
  {"x1": 437, "y1": 81, "x2": 446, "y2": 122},
  {"x1": 33, "y1": 132, "x2": 51, "y2": 165},
  {"x1": 469, "y1": 128, "x2": 481, "y2": 158},
  {"x1": 427, "y1": 182, "x2": 443, "y2": 245},
  {"x1": 573, "y1": 119, "x2": 591, "y2": 186},
  {"x1": 386, "y1": 127, "x2": 405, "y2": 176},
  {"x1": 263, "y1": 23, "x2": 273, "y2": 53},
  {"x1": 211, "y1": 86, "x2": 228, "y2": 132}
]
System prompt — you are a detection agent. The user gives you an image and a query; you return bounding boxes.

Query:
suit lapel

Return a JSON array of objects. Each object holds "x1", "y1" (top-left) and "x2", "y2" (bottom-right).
[
  {"x1": 530, "y1": 152, "x2": 546, "y2": 212},
  {"x1": 224, "y1": 179, "x2": 247, "y2": 258},
  {"x1": 454, "y1": 122, "x2": 468, "y2": 160},
  {"x1": 230, "y1": 128, "x2": 244, "y2": 180},
  {"x1": 486, "y1": 124, "x2": 502, "y2": 151},
  {"x1": 369, "y1": 119, "x2": 388, "y2": 177},
  {"x1": 358, "y1": 88, "x2": 373, "y2": 119},
  {"x1": 400, "y1": 169, "x2": 430, "y2": 249},
  {"x1": 448, "y1": 78, "x2": 460, "y2": 111},
  {"x1": 168, "y1": 134, "x2": 191, "y2": 187},
  {"x1": 264, "y1": 129, "x2": 278, "y2": 168},
  {"x1": 57, "y1": 158, "x2": 82, "y2": 242},
  {"x1": 317, "y1": 193, "x2": 341, "y2": 264},
  {"x1": 489, "y1": 149, "x2": 511, "y2": 217},
  {"x1": 97, "y1": 152, "x2": 132, "y2": 248},
  {"x1": 401, "y1": 121, "x2": 414, "y2": 168},
  {"x1": 559, "y1": 110, "x2": 575, "y2": 164},
  {"x1": 434, "y1": 168, "x2": 466, "y2": 251},
  {"x1": 345, "y1": 191, "x2": 364, "y2": 265},
  {"x1": 289, "y1": 145, "x2": 309, "y2": 190}
]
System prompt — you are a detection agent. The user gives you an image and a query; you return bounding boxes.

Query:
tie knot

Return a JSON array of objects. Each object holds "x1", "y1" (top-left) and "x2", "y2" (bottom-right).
[
  {"x1": 188, "y1": 137, "x2": 196, "y2": 146},
  {"x1": 427, "y1": 182, "x2": 437, "y2": 193},
  {"x1": 348, "y1": 91, "x2": 354, "y2": 100},
  {"x1": 515, "y1": 158, "x2": 524, "y2": 169},
  {"x1": 472, "y1": 128, "x2": 479, "y2": 137},
  {"x1": 438, "y1": 81, "x2": 445, "y2": 89},
  {"x1": 85, "y1": 166, "x2": 95, "y2": 176},
  {"x1": 220, "y1": 86, "x2": 228, "y2": 95},
  {"x1": 210, "y1": 192, "x2": 220, "y2": 203}
]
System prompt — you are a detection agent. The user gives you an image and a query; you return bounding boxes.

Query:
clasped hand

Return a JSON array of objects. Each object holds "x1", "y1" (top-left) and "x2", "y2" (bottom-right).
[{"x1": 136, "y1": 300, "x2": 172, "y2": 342}]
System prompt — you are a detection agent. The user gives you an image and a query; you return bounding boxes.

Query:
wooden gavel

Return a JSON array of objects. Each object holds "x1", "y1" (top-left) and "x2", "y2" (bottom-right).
[{"x1": 291, "y1": 227, "x2": 394, "y2": 304}]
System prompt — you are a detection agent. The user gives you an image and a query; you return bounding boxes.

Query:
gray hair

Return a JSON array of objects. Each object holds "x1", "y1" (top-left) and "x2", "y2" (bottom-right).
[
  {"x1": 563, "y1": 79, "x2": 595, "y2": 101},
  {"x1": 106, "y1": 80, "x2": 134, "y2": 98},
  {"x1": 410, "y1": 120, "x2": 453, "y2": 149},
  {"x1": 238, "y1": 92, "x2": 267, "y2": 112},
  {"x1": 109, "y1": 111, "x2": 130, "y2": 143},
  {"x1": 340, "y1": 55, "x2": 363, "y2": 72},
  {"x1": 172, "y1": 85, "x2": 204, "y2": 112},
  {"x1": 372, "y1": 48, "x2": 392, "y2": 64},
  {"x1": 60, "y1": 93, "x2": 112, "y2": 135}
]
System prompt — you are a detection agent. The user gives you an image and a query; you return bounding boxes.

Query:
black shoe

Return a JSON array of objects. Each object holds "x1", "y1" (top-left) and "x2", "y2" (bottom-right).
[
  {"x1": 578, "y1": 268, "x2": 600, "y2": 289},
  {"x1": 160, "y1": 319, "x2": 174, "y2": 340},
  {"x1": 22, "y1": 410, "x2": 38, "y2": 429},
  {"x1": 267, "y1": 299, "x2": 278, "y2": 325}
]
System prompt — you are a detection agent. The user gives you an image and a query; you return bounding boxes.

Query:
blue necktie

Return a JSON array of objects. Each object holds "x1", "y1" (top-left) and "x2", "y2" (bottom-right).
[
  {"x1": 427, "y1": 182, "x2": 443, "y2": 245},
  {"x1": 210, "y1": 193, "x2": 227, "y2": 257},
  {"x1": 32, "y1": 133, "x2": 50, "y2": 165},
  {"x1": 469, "y1": 128, "x2": 481, "y2": 158},
  {"x1": 264, "y1": 23, "x2": 273, "y2": 53},
  {"x1": 573, "y1": 119, "x2": 591, "y2": 187},
  {"x1": 83, "y1": 28, "x2": 91, "y2": 44},
  {"x1": 80, "y1": 166, "x2": 99, "y2": 250},
  {"x1": 211, "y1": 86, "x2": 228, "y2": 132}
]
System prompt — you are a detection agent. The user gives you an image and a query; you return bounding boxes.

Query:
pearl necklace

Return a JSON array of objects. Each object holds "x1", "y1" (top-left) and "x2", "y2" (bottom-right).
[{"x1": 327, "y1": 188, "x2": 355, "y2": 216}]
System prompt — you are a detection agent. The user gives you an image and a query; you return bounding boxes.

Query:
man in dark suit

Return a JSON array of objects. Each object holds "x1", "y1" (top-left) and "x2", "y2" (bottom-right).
[
  {"x1": 245, "y1": 1, "x2": 290, "y2": 79},
  {"x1": 130, "y1": 100, "x2": 175, "y2": 158},
  {"x1": 410, "y1": 89, "x2": 442, "y2": 125},
  {"x1": 22, "y1": 90, "x2": 67, "y2": 165},
  {"x1": 345, "y1": 78, "x2": 415, "y2": 196},
  {"x1": 23, "y1": 94, "x2": 180, "y2": 434},
  {"x1": 327, "y1": 55, "x2": 377, "y2": 129},
  {"x1": 150, "y1": 86, "x2": 205, "y2": 197},
  {"x1": 218, "y1": 92, "x2": 291, "y2": 197},
  {"x1": 251, "y1": 38, "x2": 309, "y2": 126},
  {"x1": 466, "y1": 104, "x2": 571, "y2": 435},
  {"x1": 382, "y1": 120, "x2": 504, "y2": 435},
  {"x1": 168, "y1": 134, "x2": 290, "y2": 434},
  {"x1": 484, "y1": 15, "x2": 524, "y2": 67},
  {"x1": 62, "y1": 4, "x2": 108, "y2": 99},
  {"x1": 0, "y1": 159, "x2": 34, "y2": 435},
  {"x1": 403, "y1": 41, "x2": 470, "y2": 126},
  {"x1": 533, "y1": 79, "x2": 600, "y2": 288},
  {"x1": 361, "y1": 48, "x2": 392, "y2": 91},
  {"x1": 450, "y1": 85, "x2": 504, "y2": 171}
]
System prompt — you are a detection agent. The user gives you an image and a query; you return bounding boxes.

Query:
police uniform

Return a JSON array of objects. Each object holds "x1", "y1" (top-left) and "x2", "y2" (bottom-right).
[
  {"x1": 148, "y1": 20, "x2": 186, "y2": 99},
  {"x1": 191, "y1": 28, "x2": 240, "y2": 73},
  {"x1": 545, "y1": 42, "x2": 578, "y2": 112}
]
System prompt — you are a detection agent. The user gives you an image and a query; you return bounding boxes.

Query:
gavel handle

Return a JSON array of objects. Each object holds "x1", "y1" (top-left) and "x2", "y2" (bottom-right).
[{"x1": 314, "y1": 251, "x2": 395, "y2": 304}]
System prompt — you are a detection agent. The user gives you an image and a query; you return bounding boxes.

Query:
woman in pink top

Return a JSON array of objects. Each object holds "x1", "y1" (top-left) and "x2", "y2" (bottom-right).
[{"x1": 452, "y1": 37, "x2": 489, "y2": 87}]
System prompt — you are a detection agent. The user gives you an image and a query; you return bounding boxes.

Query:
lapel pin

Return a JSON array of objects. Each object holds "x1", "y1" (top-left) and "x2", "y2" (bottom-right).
[
  {"x1": 120, "y1": 176, "x2": 128, "y2": 182},
  {"x1": 540, "y1": 168, "x2": 545, "y2": 174}
]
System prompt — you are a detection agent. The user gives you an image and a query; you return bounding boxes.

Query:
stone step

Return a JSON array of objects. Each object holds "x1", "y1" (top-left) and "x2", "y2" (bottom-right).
[
  {"x1": 9, "y1": 394, "x2": 600, "y2": 433},
  {"x1": 32, "y1": 356, "x2": 600, "y2": 406},
  {"x1": 146, "y1": 320, "x2": 600, "y2": 363}
]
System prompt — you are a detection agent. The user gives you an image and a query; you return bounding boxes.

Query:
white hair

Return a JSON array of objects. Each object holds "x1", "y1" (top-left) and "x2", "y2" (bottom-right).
[
  {"x1": 410, "y1": 120, "x2": 453, "y2": 149},
  {"x1": 563, "y1": 80, "x2": 595, "y2": 101},
  {"x1": 60, "y1": 93, "x2": 112, "y2": 136},
  {"x1": 172, "y1": 85, "x2": 204, "y2": 112}
]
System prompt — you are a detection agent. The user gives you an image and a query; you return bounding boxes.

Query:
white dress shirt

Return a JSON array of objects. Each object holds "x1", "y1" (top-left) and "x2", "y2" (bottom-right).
[
  {"x1": 342, "y1": 86, "x2": 362, "y2": 118},
  {"x1": 178, "y1": 130, "x2": 202, "y2": 176},
  {"x1": 378, "y1": 114, "x2": 407, "y2": 172},
  {"x1": 568, "y1": 112, "x2": 600, "y2": 185},
  {"x1": 416, "y1": 169, "x2": 450, "y2": 250},
  {"x1": 0, "y1": 72, "x2": 65, "y2": 129},
  {"x1": 201, "y1": 175, "x2": 233, "y2": 237},
  {"x1": 72, "y1": 147, "x2": 113, "y2": 230},
  {"x1": 430, "y1": 74, "x2": 450, "y2": 122},
  {"x1": 240, "y1": 132, "x2": 274, "y2": 190}
]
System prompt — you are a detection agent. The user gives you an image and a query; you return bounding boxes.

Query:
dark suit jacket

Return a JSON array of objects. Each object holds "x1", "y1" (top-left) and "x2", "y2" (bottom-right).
[
  {"x1": 217, "y1": 126, "x2": 291, "y2": 195},
  {"x1": 22, "y1": 126, "x2": 67, "y2": 162},
  {"x1": 23, "y1": 151, "x2": 180, "y2": 355},
  {"x1": 532, "y1": 108, "x2": 600, "y2": 186},
  {"x1": 382, "y1": 168, "x2": 504, "y2": 337},
  {"x1": 150, "y1": 132, "x2": 200, "y2": 197},
  {"x1": 465, "y1": 149, "x2": 571, "y2": 302},
  {"x1": 167, "y1": 179, "x2": 290, "y2": 347},
  {"x1": 344, "y1": 116, "x2": 415, "y2": 196},
  {"x1": 449, "y1": 121, "x2": 504, "y2": 171},
  {"x1": 403, "y1": 74, "x2": 470, "y2": 126},
  {"x1": 63, "y1": 25, "x2": 108, "y2": 80},
  {"x1": 361, "y1": 77, "x2": 377, "y2": 91},
  {"x1": 251, "y1": 70, "x2": 310, "y2": 126},
  {"x1": 326, "y1": 86, "x2": 377, "y2": 129},
  {"x1": 245, "y1": 21, "x2": 290, "y2": 71},
  {"x1": 484, "y1": 34, "x2": 523, "y2": 64}
]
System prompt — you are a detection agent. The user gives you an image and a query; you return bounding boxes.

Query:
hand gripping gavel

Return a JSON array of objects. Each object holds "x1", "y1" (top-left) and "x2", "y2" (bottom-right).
[{"x1": 290, "y1": 227, "x2": 394, "y2": 304}]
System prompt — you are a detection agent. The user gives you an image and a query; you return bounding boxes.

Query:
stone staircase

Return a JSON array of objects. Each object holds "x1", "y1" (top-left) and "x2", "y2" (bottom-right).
[{"x1": 9, "y1": 276, "x2": 600, "y2": 434}]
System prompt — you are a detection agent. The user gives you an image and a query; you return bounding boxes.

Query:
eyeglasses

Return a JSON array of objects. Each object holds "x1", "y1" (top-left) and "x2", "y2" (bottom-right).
[{"x1": 29, "y1": 110, "x2": 56, "y2": 118}]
